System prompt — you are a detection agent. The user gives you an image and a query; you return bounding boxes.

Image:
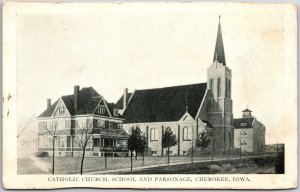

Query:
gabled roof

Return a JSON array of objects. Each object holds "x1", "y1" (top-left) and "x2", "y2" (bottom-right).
[
  {"x1": 122, "y1": 83, "x2": 207, "y2": 123},
  {"x1": 234, "y1": 118, "x2": 254, "y2": 129},
  {"x1": 115, "y1": 93, "x2": 133, "y2": 109},
  {"x1": 38, "y1": 99, "x2": 59, "y2": 118},
  {"x1": 201, "y1": 120, "x2": 214, "y2": 128},
  {"x1": 38, "y1": 87, "x2": 115, "y2": 118}
]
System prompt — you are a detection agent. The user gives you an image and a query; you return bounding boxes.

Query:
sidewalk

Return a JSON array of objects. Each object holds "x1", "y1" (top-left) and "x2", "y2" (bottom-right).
[{"x1": 85, "y1": 154, "x2": 274, "y2": 175}]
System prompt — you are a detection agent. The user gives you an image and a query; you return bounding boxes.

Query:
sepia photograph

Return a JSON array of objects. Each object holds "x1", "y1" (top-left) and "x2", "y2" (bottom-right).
[{"x1": 2, "y1": 2, "x2": 297, "y2": 189}]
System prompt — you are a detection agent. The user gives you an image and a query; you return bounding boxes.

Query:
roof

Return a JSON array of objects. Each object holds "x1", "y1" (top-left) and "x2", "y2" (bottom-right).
[
  {"x1": 93, "y1": 129, "x2": 129, "y2": 138},
  {"x1": 122, "y1": 83, "x2": 207, "y2": 123},
  {"x1": 201, "y1": 120, "x2": 214, "y2": 128},
  {"x1": 37, "y1": 99, "x2": 59, "y2": 118},
  {"x1": 213, "y1": 17, "x2": 226, "y2": 65},
  {"x1": 38, "y1": 87, "x2": 115, "y2": 118},
  {"x1": 234, "y1": 118, "x2": 254, "y2": 129},
  {"x1": 115, "y1": 93, "x2": 133, "y2": 109},
  {"x1": 242, "y1": 108, "x2": 252, "y2": 112}
]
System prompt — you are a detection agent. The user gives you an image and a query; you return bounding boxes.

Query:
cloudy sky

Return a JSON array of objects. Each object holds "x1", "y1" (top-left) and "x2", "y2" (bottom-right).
[{"x1": 15, "y1": 3, "x2": 296, "y2": 144}]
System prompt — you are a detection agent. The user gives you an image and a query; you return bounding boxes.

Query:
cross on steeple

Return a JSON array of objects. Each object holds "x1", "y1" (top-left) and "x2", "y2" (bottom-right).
[{"x1": 213, "y1": 15, "x2": 226, "y2": 65}]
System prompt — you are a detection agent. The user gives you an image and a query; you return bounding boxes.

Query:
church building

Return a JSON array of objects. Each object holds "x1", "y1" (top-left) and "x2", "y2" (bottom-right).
[{"x1": 117, "y1": 18, "x2": 235, "y2": 156}]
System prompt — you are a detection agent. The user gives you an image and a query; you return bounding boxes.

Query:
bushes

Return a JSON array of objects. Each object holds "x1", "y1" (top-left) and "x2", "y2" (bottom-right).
[{"x1": 34, "y1": 151, "x2": 49, "y2": 157}]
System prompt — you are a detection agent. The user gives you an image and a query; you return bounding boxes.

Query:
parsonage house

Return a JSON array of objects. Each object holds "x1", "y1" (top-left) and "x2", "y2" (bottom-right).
[
  {"x1": 233, "y1": 109, "x2": 266, "y2": 153},
  {"x1": 37, "y1": 86, "x2": 129, "y2": 157}
]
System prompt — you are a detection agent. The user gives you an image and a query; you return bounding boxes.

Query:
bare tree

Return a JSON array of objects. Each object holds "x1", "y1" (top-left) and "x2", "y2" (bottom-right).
[
  {"x1": 38, "y1": 119, "x2": 64, "y2": 174},
  {"x1": 73, "y1": 117, "x2": 94, "y2": 175},
  {"x1": 17, "y1": 114, "x2": 36, "y2": 138}
]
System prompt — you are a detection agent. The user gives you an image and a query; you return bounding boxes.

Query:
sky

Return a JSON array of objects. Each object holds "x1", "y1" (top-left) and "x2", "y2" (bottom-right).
[{"x1": 15, "y1": 3, "x2": 294, "y2": 145}]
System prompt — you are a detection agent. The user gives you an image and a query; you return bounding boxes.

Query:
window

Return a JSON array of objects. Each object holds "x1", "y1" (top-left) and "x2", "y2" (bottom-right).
[
  {"x1": 67, "y1": 136, "x2": 71, "y2": 147},
  {"x1": 183, "y1": 126, "x2": 191, "y2": 141},
  {"x1": 93, "y1": 138, "x2": 100, "y2": 147},
  {"x1": 97, "y1": 119, "x2": 105, "y2": 128},
  {"x1": 58, "y1": 106, "x2": 65, "y2": 114},
  {"x1": 225, "y1": 79, "x2": 227, "y2": 97},
  {"x1": 210, "y1": 79, "x2": 214, "y2": 95},
  {"x1": 167, "y1": 151, "x2": 172, "y2": 154},
  {"x1": 97, "y1": 105, "x2": 106, "y2": 114},
  {"x1": 241, "y1": 139, "x2": 247, "y2": 145},
  {"x1": 38, "y1": 122, "x2": 47, "y2": 130},
  {"x1": 217, "y1": 78, "x2": 221, "y2": 97},
  {"x1": 151, "y1": 151, "x2": 157, "y2": 155},
  {"x1": 183, "y1": 151, "x2": 187, "y2": 156},
  {"x1": 117, "y1": 123, "x2": 123, "y2": 129},
  {"x1": 109, "y1": 122, "x2": 113, "y2": 129},
  {"x1": 113, "y1": 109, "x2": 119, "y2": 117},
  {"x1": 104, "y1": 121, "x2": 109, "y2": 129},
  {"x1": 150, "y1": 128, "x2": 158, "y2": 141},
  {"x1": 241, "y1": 123, "x2": 247, "y2": 127},
  {"x1": 49, "y1": 121, "x2": 54, "y2": 129},
  {"x1": 228, "y1": 79, "x2": 231, "y2": 98}
]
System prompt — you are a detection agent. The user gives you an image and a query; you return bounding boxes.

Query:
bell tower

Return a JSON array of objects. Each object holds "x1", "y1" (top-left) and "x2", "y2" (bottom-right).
[{"x1": 207, "y1": 16, "x2": 234, "y2": 151}]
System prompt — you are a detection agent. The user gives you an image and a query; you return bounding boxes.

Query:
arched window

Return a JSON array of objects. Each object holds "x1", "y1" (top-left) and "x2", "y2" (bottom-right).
[
  {"x1": 217, "y1": 78, "x2": 221, "y2": 97},
  {"x1": 225, "y1": 78, "x2": 228, "y2": 97},
  {"x1": 210, "y1": 79, "x2": 214, "y2": 95},
  {"x1": 228, "y1": 79, "x2": 231, "y2": 98},
  {"x1": 150, "y1": 128, "x2": 158, "y2": 141},
  {"x1": 183, "y1": 126, "x2": 191, "y2": 141}
]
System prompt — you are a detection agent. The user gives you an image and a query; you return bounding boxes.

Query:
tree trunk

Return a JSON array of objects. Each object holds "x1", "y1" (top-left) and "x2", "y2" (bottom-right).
[
  {"x1": 52, "y1": 137, "x2": 55, "y2": 175},
  {"x1": 80, "y1": 147, "x2": 86, "y2": 175},
  {"x1": 142, "y1": 150, "x2": 145, "y2": 166},
  {"x1": 167, "y1": 146, "x2": 170, "y2": 167},
  {"x1": 135, "y1": 151, "x2": 137, "y2": 160},
  {"x1": 130, "y1": 150, "x2": 133, "y2": 171}
]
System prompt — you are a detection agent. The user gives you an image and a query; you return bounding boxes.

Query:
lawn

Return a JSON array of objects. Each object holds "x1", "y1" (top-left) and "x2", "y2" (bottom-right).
[
  {"x1": 17, "y1": 153, "x2": 276, "y2": 175},
  {"x1": 122, "y1": 155, "x2": 280, "y2": 174},
  {"x1": 18, "y1": 155, "x2": 212, "y2": 174}
]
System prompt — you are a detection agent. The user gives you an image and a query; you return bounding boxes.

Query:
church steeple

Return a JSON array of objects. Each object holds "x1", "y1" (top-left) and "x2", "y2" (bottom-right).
[{"x1": 213, "y1": 16, "x2": 226, "y2": 65}]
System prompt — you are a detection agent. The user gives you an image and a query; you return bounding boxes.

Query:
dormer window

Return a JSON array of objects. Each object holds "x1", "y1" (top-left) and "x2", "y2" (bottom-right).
[
  {"x1": 58, "y1": 106, "x2": 65, "y2": 114},
  {"x1": 98, "y1": 105, "x2": 106, "y2": 114}
]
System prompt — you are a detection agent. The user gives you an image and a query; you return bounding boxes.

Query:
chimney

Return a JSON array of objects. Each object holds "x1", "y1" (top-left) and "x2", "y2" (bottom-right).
[
  {"x1": 47, "y1": 98, "x2": 51, "y2": 109},
  {"x1": 123, "y1": 88, "x2": 128, "y2": 109},
  {"x1": 74, "y1": 85, "x2": 80, "y2": 113}
]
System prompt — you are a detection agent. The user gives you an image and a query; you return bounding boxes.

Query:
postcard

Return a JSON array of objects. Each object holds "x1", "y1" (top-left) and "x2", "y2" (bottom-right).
[{"x1": 2, "y1": 1, "x2": 297, "y2": 189}]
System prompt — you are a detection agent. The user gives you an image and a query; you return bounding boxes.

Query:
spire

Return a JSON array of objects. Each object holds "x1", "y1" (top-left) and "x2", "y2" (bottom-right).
[{"x1": 213, "y1": 16, "x2": 226, "y2": 65}]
